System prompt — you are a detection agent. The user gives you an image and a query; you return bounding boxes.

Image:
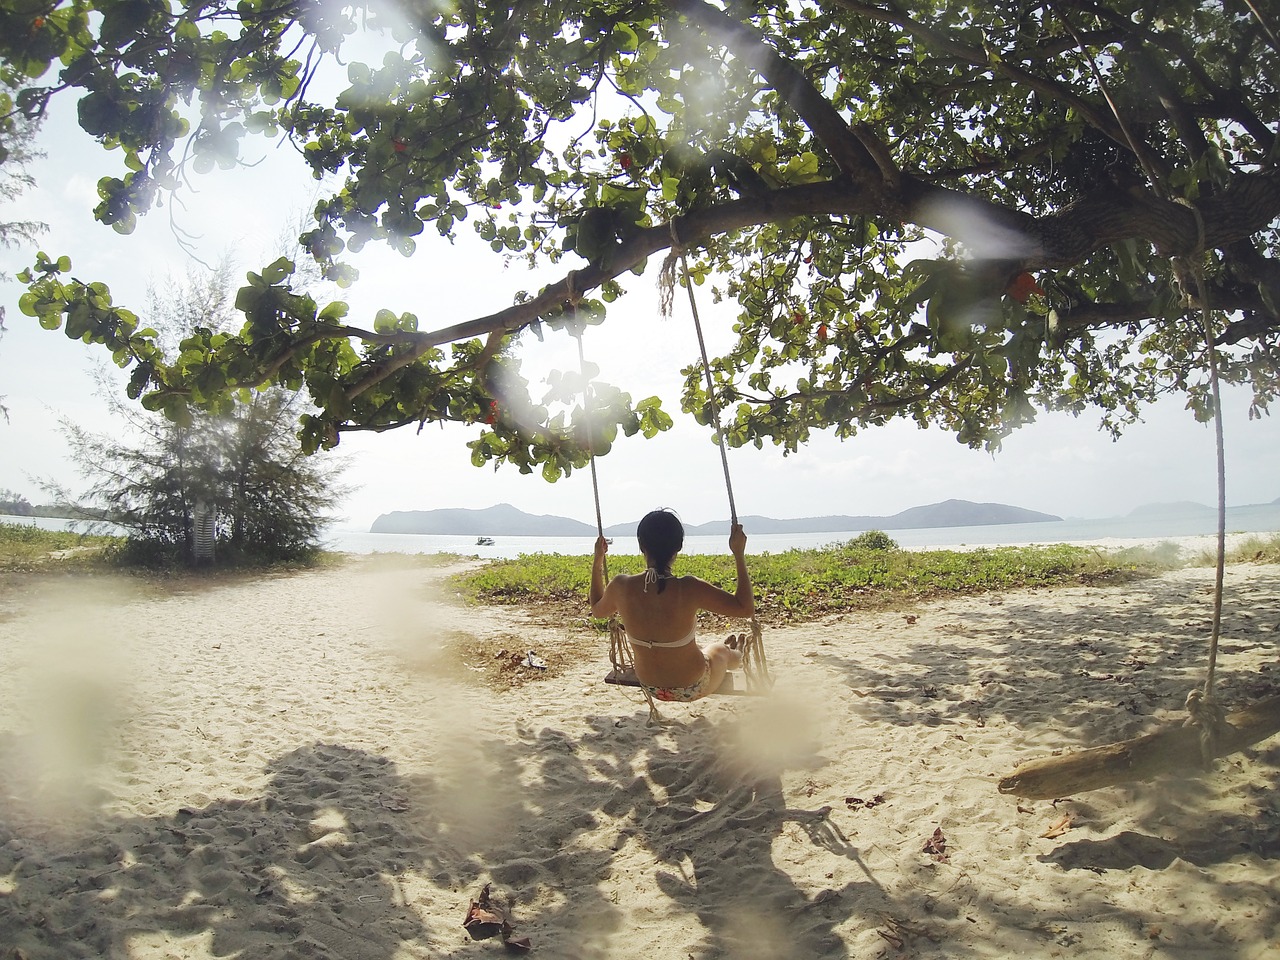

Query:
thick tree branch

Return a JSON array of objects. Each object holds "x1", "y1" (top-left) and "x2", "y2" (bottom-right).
[
  {"x1": 330, "y1": 163, "x2": 1280, "y2": 406},
  {"x1": 416, "y1": 180, "x2": 878, "y2": 348},
  {"x1": 1003, "y1": 167, "x2": 1280, "y2": 265},
  {"x1": 1126, "y1": 49, "x2": 1210, "y2": 165},
  {"x1": 668, "y1": 0, "x2": 883, "y2": 188},
  {"x1": 1051, "y1": 289, "x2": 1280, "y2": 340}
]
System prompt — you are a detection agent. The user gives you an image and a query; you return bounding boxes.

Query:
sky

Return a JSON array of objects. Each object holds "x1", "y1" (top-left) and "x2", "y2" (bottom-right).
[{"x1": 3, "y1": 92, "x2": 1280, "y2": 532}]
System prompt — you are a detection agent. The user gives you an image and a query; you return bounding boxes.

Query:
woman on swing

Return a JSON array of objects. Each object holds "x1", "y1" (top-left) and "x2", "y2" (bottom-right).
[{"x1": 590, "y1": 508, "x2": 754, "y2": 702}]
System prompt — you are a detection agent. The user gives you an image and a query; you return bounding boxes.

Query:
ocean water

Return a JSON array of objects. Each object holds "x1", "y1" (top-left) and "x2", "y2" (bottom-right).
[
  {"x1": 9, "y1": 503, "x2": 1279, "y2": 560},
  {"x1": 320, "y1": 502, "x2": 1280, "y2": 560}
]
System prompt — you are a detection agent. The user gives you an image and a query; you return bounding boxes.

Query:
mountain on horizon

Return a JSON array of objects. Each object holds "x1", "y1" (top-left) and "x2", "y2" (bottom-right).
[
  {"x1": 369, "y1": 498, "x2": 1062, "y2": 537},
  {"x1": 370, "y1": 503, "x2": 597, "y2": 537}
]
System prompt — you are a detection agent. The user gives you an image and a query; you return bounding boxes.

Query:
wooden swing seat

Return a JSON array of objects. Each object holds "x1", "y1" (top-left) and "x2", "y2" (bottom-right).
[{"x1": 603, "y1": 668, "x2": 765, "y2": 698}]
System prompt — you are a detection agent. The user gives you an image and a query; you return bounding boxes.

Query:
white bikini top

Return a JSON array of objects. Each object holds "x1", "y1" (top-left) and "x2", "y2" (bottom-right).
[
  {"x1": 628, "y1": 625, "x2": 697, "y2": 649},
  {"x1": 629, "y1": 568, "x2": 695, "y2": 648}
]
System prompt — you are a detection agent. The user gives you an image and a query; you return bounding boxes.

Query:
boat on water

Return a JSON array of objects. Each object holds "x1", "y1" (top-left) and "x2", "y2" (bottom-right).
[{"x1": 475, "y1": 536, "x2": 495, "y2": 546}]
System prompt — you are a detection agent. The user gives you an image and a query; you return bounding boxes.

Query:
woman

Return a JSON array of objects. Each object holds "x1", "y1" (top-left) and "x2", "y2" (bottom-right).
[{"x1": 590, "y1": 509, "x2": 754, "y2": 702}]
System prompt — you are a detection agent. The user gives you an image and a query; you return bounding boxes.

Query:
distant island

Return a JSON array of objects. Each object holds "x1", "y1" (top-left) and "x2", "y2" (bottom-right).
[{"x1": 369, "y1": 499, "x2": 1064, "y2": 537}]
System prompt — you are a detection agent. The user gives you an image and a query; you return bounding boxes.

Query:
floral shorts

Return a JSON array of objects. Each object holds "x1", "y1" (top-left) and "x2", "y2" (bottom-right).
[{"x1": 642, "y1": 662, "x2": 715, "y2": 703}]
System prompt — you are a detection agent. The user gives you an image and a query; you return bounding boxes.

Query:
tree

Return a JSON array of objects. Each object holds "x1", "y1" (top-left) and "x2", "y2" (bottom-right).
[
  {"x1": 54, "y1": 266, "x2": 348, "y2": 565},
  {"x1": 60, "y1": 386, "x2": 346, "y2": 564},
  {"x1": 0, "y1": 69, "x2": 46, "y2": 421},
  {"x1": 7, "y1": 1, "x2": 1280, "y2": 480},
  {"x1": 0, "y1": 488, "x2": 33, "y2": 516},
  {"x1": 0, "y1": 74, "x2": 43, "y2": 269}
]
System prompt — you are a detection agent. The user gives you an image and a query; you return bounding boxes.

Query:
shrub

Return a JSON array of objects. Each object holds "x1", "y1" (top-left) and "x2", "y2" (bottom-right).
[{"x1": 845, "y1": 529, "x2": 899, "y2": 551}]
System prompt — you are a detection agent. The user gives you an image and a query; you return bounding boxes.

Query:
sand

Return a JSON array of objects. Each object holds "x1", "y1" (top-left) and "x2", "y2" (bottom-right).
[{"x1": 0, "y1": 551, "x2": 1277, "y2": 959}]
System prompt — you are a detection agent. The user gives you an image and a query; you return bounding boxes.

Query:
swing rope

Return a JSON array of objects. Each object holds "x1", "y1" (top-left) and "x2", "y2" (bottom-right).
[
  {"x1": 662, "y1": 223, "x2": 772, "y2": 691},
  {"x1": 569, "y1": 276, "x2": 664, "y2": 724},
  {"x1": 1172, "y1": 199, "x2": 1229, "y2": 764},
  {"x1": 1060, "y1": 10, "x2": 1228, "y2": 764}
]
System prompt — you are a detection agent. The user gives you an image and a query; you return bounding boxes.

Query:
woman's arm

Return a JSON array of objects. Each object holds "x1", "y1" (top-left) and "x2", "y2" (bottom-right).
[
  {"x1": 589, "y1": 535, "x2": 617, "y2": 617},
  {"x1": 689, "y1": 523, "x2": 755, "y2": 617}
]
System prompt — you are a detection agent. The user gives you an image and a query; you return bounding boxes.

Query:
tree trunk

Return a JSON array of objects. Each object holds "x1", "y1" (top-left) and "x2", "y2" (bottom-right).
[{"x1": 997, "y1": 694, "x2": 1280, "y2": 800}]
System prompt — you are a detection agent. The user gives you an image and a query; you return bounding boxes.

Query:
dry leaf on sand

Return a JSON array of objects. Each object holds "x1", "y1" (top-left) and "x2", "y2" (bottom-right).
[
  {"x1": 922, "y1": 827, "x2": 949, "y2": 862},
  {"x1": 464, "y1": 883, "x2": 533, "y2": 950},
  {"x1": 463, "y1": 884, "x2": 508, "y2": 940}
]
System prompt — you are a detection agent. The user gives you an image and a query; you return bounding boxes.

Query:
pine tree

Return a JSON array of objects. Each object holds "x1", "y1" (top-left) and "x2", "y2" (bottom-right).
[{"x1": 56, "y1": 265, "x2": 347, "y2": 567}]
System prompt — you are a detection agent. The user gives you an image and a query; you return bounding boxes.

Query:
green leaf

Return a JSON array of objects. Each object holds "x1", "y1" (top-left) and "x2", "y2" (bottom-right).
[
  {"x1": 613, "y1": 23, "x2": 639, "y2": 53},
  {"x1": 318, "y1": 301, "x2": 350, "y2": 322},
  {"x1": 260, "y1": 256, "x2": 294, "y2": 285}
]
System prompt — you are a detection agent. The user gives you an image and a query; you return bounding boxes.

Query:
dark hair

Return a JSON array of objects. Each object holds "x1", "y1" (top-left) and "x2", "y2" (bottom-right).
[{"x1": 636, "y1": 509, "x2": 683, "y2": 592}]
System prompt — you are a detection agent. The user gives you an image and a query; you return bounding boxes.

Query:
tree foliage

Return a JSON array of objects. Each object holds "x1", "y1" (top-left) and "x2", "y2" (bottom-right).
[
  {"x1": 0, "y1": 73, "x2": 43, "y2": 267},
  {"x1": 0, "y1": 488, "x2": 33, "y2": 516},
  {"x1": 0, "y1": 68, "x2": 46, "y2": 421},
  {"x1": 60, "y1": 387, "x2": 345, "y2": 565},
  {"x1": 6, "y1": 0, "x2": 1280, "y2": 478},
  {"x1": 52, "y1": 267, "x2": 348, "y2": 566}
]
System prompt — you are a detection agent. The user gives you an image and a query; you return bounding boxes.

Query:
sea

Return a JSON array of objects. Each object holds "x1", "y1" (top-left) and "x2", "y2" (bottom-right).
[
  {"x1": 326, "y1": 502, "x2": 1280, "y2": 559},
  {"x1": 8, "y1": 502, "x2": 1280, "y2": 560}
]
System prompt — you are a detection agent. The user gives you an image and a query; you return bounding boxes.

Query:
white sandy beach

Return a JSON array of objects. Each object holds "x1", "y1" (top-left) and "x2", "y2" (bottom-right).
[{"x1": 0, "y1": 548, "x2": 1277, "y2": 959}]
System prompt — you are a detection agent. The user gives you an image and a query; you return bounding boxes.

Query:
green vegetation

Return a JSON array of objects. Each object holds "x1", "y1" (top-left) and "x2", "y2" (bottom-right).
[
  {"x1": 452, "y1": 537, "x2": 1171, "y2": 628},
  {"x1": 9, "y1": 3, "x2": 1280, "y2": 477},
  {"x1": 9, "y1": 522, "x2": 1277, "y2": 603},
  {"x1": 1207, "y1": 533, "x2": 1280, "y2": 566},
  {"x1": 49, "y1": 266, "x2": 348, "y2": 571},
  {"x1": 0, "y1": 521, "x2": 122, "y2": 570}
]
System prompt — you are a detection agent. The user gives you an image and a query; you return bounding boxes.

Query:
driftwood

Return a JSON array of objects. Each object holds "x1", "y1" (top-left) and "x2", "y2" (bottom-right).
[{"x1": 998, "y1": 694, "x2": 1280, "y2": 800}]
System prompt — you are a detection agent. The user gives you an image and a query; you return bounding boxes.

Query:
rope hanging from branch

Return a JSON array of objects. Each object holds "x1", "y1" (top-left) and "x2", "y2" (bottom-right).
[
  {"x1": 996, "y1": 12, "x2": 1238, "y2": 794},
  {"x1": 1171, "y1": 198, "x2": 1229, "y2": 766},
  {"x1": 570, "y1": 277, "x2": 664, "y2": 724},
  {"x1": 660, "y1": 225, "x2": 772, "y2": 692},
  {"x1": 1055, "y1": 8, "x2": 1230, "y2": 749}
]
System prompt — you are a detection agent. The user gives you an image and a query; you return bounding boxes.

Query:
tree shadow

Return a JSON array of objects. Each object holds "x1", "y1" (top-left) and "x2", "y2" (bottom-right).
[
  {"x1": 2, "y1": 741, "x2": 440, "y2": 959},
  {"x1": 1049, "y1": 820, "x2": 1280, "y2": 872},
  {"x1": 6, "y1": 698, "x2": 1044, "y2": 959},
  {"x1": 788, "y1": 570, "x2": 1280, "y2": 954},
  {"x1": 0, "y1": 714, "x2": 871, "y2": 959},
  {"x1": 627, "y1": 713, "x2": 862, "y2": 958},
  {"x1": 812, "y1": 572, "x2": 1280, "y2": 739}
]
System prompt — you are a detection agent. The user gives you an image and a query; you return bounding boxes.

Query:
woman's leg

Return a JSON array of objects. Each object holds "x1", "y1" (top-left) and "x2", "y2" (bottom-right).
[{"x1": 702, "y1": 634, "x2": 744, "y2": 694}]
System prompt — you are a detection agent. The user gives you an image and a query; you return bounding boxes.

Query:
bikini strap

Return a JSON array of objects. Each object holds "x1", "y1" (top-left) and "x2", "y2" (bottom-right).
[{"x1": 642, "y1": 568, "x2": 674, "y2": 592}]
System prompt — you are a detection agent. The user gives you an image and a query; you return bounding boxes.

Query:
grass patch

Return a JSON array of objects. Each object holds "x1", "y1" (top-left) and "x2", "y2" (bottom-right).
[
  {"x1": 451, "y1": 538, "x2": 1172, "y2": 628},
  {"x1": 0, "y1": 521, "x2": 124, "y2": 571},
  {"x1": 0, "y1": 521, "x2": 382, "y2": 574},
  {"x1": 1192, "y1": 532, "x2": 1280, "y2": 566}
]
